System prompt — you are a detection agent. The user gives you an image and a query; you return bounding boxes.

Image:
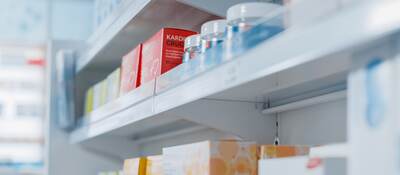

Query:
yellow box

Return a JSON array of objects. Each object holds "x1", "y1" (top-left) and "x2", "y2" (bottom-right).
[
  {"x1": 84, "y1": 86, "x2": 94, "y2": 116},
  {"x1": 163, "y1": 140, "x2": 257, "y2": 175},
  {"x1": 259, "y1": 145, "x2": 309, "y2": 159},
  {"x1": 123, "y1": 157, "x2": 147, "y2": 175},
  {"x1": 146, "y1": 155, "x2": 163, "y2": 175}
]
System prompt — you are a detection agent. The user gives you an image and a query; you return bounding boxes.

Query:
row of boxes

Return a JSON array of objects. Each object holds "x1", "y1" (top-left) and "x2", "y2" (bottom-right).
[
  {"x1": 84, "y1": 28, "x2": 197, "y2": 116},
  {"x1": 84, "y1": 68, "x2": 120, "y2": 115},
  {"x1": 98, "y1": 141, "x2": 347, "y2": 175},
  {"x1": 119, "y1": 140, "x2": 310, "y2": 175}
]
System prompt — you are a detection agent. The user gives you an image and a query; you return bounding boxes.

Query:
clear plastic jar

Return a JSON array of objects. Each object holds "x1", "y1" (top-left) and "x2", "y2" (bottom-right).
[
  {"x1": 200, "y1": 19, "x2": 227, "y2": 53},
  {"x1": 225, "y1": 2, "x2": 283, "y2": 58},
  {"x1": 182, "y1": 34, "x2": 201, "y2": 63},
  {"x1": 198, "y1": 19, "x2": 227, "y2": 68}
]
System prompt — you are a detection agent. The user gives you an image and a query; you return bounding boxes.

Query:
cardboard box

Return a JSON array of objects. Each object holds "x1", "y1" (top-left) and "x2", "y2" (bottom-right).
[
  {"x1": 141, "y1": 28, "x2": 197, "y2": 84},
  {"x1": 163, "y1": 140, "x2": 257, "y2": 175},
  {"x1": 120, "y1": 44, "x2": 142, "y2": 95},
  {"x1": 123, "y1": 157, "x2": 146, "y2": 175},
  {"x1": 259, "y1": 145, "x2": 309, "y2": 159},
  {"x1": 309, "y1": 144, "x2": 348, "y2": 158},
  {"x1": 258, "y1": 156, "x2": 346, "y2": 175},
  {"x1": 146, "y1": 155, "x2": 163, "y2": 175},
  {"x1": 100, "y1": 79, "x2": 108, "y2": 105},
  {"x1": 84, "y1": 86, "x2": 94, "y2": 116},
  {"x1": 349, "y1": 42, "x2": 398, "y2": 175},
  {"x1": 93, "y1": 81, "x2": 103, "y2": 110},
  {"x1": 107, "y1": 68, "x2": 121, "y2": 102}
]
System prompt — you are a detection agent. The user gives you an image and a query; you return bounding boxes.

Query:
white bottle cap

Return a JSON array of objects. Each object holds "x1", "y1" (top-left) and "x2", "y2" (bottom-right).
[
  {"x1": 184, "y1": 34, "x2": 201, "y2": 49},
  {"x1": 227, "y1": 2, "x2": 282, "y2": 22},
  {"x1": 201, "y1": 19, "x2": 227, "y2": 36}
]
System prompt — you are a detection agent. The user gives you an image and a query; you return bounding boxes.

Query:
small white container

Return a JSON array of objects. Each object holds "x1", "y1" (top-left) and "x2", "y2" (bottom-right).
[
  {"x1": 200, "y1": 19, "x2": 227, "y2": 53},
  {"x1": 225, "y1": 2, "x2": 283, "y2": 58},
  {"x1": 226, "y1": 2, "x2": 282, "y2": 37},
  {"x1": 182, "y1": 34, "x2": 201, "y2": 63}
]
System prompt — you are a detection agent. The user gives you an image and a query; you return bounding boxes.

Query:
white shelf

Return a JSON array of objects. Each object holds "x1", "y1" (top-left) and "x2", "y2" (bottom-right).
[
  {"x1": 76, "y1": 0, "x2": 151, "y2": 73},
  {"x1": 76, "y1": 0, "x2": 218, "y2": 74},
  {"x1": 70, "y1": 0, "x2": 400, "y2": 144}
]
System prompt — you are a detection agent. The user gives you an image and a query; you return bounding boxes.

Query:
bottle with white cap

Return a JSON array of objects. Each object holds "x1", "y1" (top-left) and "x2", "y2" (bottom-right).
[
  {"x1": 200, "y1": 19, "x2": 227, "y2": 53},
  {"x1": 225, "y1": 2, "x2": 283, "y2": 57},
  {"x1": 182, "y1": 34, "x2": 201, "y2": 63}
]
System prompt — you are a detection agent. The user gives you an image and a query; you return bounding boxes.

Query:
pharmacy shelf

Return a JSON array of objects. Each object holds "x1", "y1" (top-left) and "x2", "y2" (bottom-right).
[
  {"x1": 0, "y1": 168, "x2": 43, "y2": 175},
  {"x1": 76, "y1": 0, "x2": 218, "y2": 75},
  {"x1": 70, "y1": 0, "x2": 400, "y2": 144}
]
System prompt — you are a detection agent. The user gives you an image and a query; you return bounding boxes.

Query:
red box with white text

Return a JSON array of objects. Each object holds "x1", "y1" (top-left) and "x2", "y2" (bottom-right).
[{"x1": 141, "y1": 28, "x2": 197, "y2": 84}]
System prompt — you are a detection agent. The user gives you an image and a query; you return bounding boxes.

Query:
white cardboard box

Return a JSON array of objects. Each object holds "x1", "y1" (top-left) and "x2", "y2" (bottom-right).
[
  {"x1": 348, "y1": 40, "x2": 399, "y2": 175},
  {"x1": 259, "y1": 156, "x2": 346, "y2": 175}
]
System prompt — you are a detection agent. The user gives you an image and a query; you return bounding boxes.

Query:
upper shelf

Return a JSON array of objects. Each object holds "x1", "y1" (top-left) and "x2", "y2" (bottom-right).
[
  {"x1": 76, "y1": 0, "x2": 219, "y2": 75},
  {"x1": 70, "y1": 0, "x2": 400, "y2": 144}
]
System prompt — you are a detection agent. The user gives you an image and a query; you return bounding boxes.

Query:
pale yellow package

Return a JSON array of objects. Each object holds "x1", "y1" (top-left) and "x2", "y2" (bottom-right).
[
  {"x1": 163, "y1": 140, "x2": 257, "y2": 175},
  {"x1": 84, "y1": 86, "x2": 94, "y2": 116},
  {"x1": 123, "y1": 157, "x2": 146, "y2": 175},
  {"x1": 146, "y1": 155, "x2": 163, "y2": 175},
  {"x1": 259, "y1": 145, "x2": 310, "y2": 159}
]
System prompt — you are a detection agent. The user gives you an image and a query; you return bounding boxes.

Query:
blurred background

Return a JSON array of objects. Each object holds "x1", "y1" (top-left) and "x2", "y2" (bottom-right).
[
  {"x1": 0, "y1": 0, "x2": 91, "y2": 174},
  {"x1": 1, "y1": 0, "x2": 399, "y2": 175}
]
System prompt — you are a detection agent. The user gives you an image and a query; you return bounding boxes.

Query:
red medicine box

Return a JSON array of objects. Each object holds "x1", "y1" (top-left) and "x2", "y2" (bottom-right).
[
  {"x1": 141, "y1": 28, "x2": 197, "y2": 84},
  {"x1": 120, "y1": 44, "x2": 142, "y2": 95}
]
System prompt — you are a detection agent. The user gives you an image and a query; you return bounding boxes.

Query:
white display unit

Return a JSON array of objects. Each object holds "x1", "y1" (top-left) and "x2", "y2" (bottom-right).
[{"x1": 46, "y1": 0, "x2": 400, "y2": 175}]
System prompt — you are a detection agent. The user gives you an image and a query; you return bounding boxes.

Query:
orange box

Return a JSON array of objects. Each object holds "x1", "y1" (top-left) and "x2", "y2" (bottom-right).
[
  {"x1": 259, "y1": 145, "x2": 309, "y2": 159},
  {"x1": 123, "y1": 157, "x2": 147, "y2": 175},
  {"x1": 163, "y1": 140, "x2": 257, "y2": 175},
  {"x1": 120, "y1": 44, "x2": 142, "y2": 95},
  {"x1": 146, "y1": 155, "x2": 163, "y2": 175},
  {"x1": 141, "y1": 28, "x2": 197, "y2": 84}
]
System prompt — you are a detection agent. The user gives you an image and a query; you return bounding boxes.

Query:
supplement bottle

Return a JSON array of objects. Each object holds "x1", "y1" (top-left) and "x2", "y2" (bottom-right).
[
  {"x1": 199, "y1": 19, "x2": 227, "y2": 68},
  {"x1": 182, "y1": 34, "x2": 201, "y2": 63},
  {"x1": 200, "y1": 19, "x2": 227, "y2": 53},
  {"x1": 226, "y1": 2, "x2": 283, "y2": 58}
]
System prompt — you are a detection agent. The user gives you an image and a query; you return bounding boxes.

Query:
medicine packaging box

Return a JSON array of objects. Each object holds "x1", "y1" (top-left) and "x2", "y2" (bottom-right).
[
  {"x1": 259, "y1": 145, "x2": 309, "y2": 159},
  {"x1": 107, "y1": 68, "x2": 121, "y2": 102},
  {"x1": 348, "y1": 43, "x2": 398, "y2": 175},
  {"x1": 123, "y1": 157, "x2": 146, "y2": 175},
  {"x1": 92, "y1": 80, "x2": 104, "y2": 110},
  {"x1": 163, "y1": 140, "x2": 257, "y2": 175},
  {"x1": 100, "y1": 79, "x2": 108, "y2": 105},
  {"x1": 141, "y1": 28, "x2": 197, "y2": 84},
  {"x1": 120, "y1": 44, "x2": 142, "y2": 95},
  {"x1": 258, "y1": 156, "x2": 346, "y2": 175},
  {"x1": 146, "y1": 155, "x2": 163, "y2": 175},
  {"x1": 84, "y1": 86, "x2": 94, "y2": 116}
]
